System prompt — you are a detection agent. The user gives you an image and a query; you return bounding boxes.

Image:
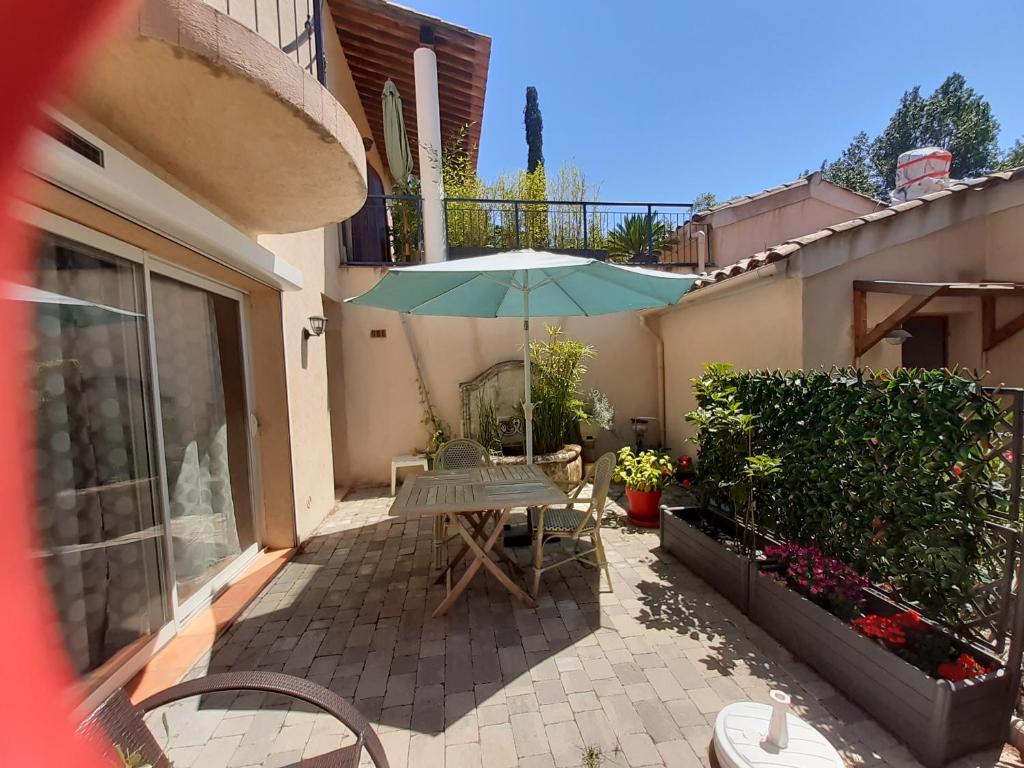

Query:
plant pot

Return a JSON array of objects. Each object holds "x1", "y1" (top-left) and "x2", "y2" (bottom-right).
[
  {"x1": 660, "y1": 505, "x2": 754, "y2": 613},
  {"x1": 492, "y1": 444, "x2": 582, "y2": 487},
  {"x1": 748, "y1": 567, "x2": 1009, "y2": 767},
  {"x1": 625, "y1": 488, "x2": 662, "y2": 527}
]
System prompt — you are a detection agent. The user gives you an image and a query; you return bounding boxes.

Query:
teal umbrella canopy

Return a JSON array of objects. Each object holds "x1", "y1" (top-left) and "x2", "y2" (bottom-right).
[
  {"x1": 381, "y1": 79, "x2": 413, "y2": 185},
  {"x1": 345, "y1": 250, "x2": 697, "y2": 461},
  {"x1": 346, "y1": 250, "x2": 696, "y2": 318}
]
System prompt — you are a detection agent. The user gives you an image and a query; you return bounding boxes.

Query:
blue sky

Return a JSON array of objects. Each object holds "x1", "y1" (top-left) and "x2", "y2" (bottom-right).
[{"x1": 411, "y1": 0, "x2": 1024, "y2": 202}]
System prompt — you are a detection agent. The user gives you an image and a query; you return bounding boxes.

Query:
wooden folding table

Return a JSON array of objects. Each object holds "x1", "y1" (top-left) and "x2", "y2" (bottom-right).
[{"x1": 390, "y1": 464, "x2": 570, "y2": 617}]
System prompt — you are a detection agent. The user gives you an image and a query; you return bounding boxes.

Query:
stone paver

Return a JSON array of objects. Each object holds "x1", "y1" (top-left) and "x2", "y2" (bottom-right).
[{"x1": 146, "y1": 486, "x2": 1018, "y2": 768}]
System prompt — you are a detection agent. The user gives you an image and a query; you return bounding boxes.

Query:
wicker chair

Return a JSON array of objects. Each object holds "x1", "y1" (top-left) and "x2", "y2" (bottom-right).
[
  {"x1": 432, "y1": 439, "x2": 492, "y2": 568},
  {"x1": 76, "y1": 671, "x2": 389, "y2": 768},
  {"x1": 434, "y1": 438, "x2": 491, "y2": 471},
  {"x1": 530, "y1": 451, "x2": 616, "y2": 595}
]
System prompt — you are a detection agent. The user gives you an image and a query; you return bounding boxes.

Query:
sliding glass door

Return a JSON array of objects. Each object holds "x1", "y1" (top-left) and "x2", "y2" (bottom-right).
[
  {"x1": 27, "y1": 218, "x2": 261, "y2": 694},
  {"x1": 149, "y1": 273, "x2": 256, "y2": 606},
  {"x1": 31, "y1": 233, "x2": 168, "y2": 677}
]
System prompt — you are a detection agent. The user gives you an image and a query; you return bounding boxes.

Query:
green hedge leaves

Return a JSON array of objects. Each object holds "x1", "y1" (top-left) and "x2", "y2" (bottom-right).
[{"x1": 687, "y1": 365, "x2": 1010, "y2": 625}]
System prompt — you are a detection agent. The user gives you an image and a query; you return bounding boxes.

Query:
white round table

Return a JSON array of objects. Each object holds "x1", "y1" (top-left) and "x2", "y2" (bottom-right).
[{"x1": 712, "y1": 700, "x2": 844, "y2": 768}]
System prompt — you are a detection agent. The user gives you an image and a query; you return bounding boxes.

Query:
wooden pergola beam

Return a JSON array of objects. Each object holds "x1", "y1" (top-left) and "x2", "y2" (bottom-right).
[
  {"x1": 853, "y1": 280, "x2": 1024, "y2": 297},
  {"x1": 982, "y1": 295, "x2": 1024, "y2": 352},
  {"x1": 854, "y1": 286, "x2": 943, "y2": 358}
]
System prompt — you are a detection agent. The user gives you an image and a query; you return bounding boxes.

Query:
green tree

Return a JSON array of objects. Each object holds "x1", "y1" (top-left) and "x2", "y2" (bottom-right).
[
  {"x1": 821, "y1": 132, "x2": 877, "y2": 198},
  {"x1": 1000, "y1": 139, "x2": 1024, "y2": 170},
  {"x1": 525, "y1": 86, "x2": 544, "y2": 173},
  {"x1": 872, "y1": 73, "x2": 999, "y2": 187},
  {"x1": 692, "y1": 192, "x2": 718, "y2": 212},
  {"x1": 822, "y1": 73, "x2": 1002, "y2": 199}
]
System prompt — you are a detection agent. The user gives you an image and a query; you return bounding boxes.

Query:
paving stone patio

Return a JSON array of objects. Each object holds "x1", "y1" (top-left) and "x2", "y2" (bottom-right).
[{"x1": 149, "y1": 486, "x2": 1020, "y2": 768}]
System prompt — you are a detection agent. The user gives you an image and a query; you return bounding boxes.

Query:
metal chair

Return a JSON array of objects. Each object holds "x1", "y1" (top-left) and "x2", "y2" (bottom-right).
[
  {"x1": 529, "y1": 451, "x2": 616, "y2": 595},
  {"x1": 76, "y1": 671, "x2": 389, "y2": 768},
  {"x1": 432, "y1": 439, "x2": 492, "y2": 568},
  {"x1": 434, "y1": 438, "x2": 491, "y2": 470}
]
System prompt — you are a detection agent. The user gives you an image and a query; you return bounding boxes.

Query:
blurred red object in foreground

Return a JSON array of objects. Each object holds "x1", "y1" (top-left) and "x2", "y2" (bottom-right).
[{"x1": 0, "y1": 1, "x2": 131, "y2": 765}]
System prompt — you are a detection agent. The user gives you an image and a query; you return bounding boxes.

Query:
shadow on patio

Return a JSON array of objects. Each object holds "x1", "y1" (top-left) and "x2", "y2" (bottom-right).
[{"x1": 146, "y1": 487, "x2": 1017, "y2": 768}]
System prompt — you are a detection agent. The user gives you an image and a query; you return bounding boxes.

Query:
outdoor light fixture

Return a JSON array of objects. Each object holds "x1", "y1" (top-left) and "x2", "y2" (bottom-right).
[
  {"x1": 304, "y1": 315, "x2": 327, "y2": 340},
  {"x1": 631, "y1": 416, "x2": 657, "y2": 451},
  {"x1": 883, "y1": 327, "x2": 912, "y2": 345}
]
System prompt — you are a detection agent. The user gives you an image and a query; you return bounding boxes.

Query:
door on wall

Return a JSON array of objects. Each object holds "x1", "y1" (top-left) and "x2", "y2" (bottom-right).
[
  {"x1": 29, "y1": 216, "x2": 262, "y2": 701},
  {"x1": 347, "y1": 166, "x2": 389, "y2": 263},
  {"x1": 901, "y1": 316, "x2": 948, "y2": 369},
  {"x1": 31, "y1": 232, "x2": 169, "y2": 680},
  {"x1": 149, "y1": 272, "x2": 257, "y2": 608}
]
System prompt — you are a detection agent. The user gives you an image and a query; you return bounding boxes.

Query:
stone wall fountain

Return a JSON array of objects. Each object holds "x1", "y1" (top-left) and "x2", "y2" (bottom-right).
[{"x1": 459, "y1": 360, "x2": 582, "y2": 487}]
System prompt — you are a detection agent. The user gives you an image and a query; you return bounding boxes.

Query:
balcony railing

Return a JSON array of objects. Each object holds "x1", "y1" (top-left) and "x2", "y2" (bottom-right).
[
  {"x1": 218, "y1": 0, "x2": 326, "y2": 85},
  {"x1": 342, "y1": 196, "x2": 704, "y2": 267},
  {"x1": 444, "y1": 198, "x2": 699, "y2": 266}
]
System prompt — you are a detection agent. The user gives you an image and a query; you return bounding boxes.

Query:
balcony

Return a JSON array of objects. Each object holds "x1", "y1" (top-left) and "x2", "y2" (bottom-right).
[
  {"x1": 342, "y1": 197, "x2": 705, "y2": 267},
  {"x1": 69, "y1": 0, "x2": 367, "y2": 234}
]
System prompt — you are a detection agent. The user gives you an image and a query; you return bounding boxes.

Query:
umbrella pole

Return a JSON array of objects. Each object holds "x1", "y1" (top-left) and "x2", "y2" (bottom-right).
[{"x1": 522, "y1": 281, "x2": 534, "y2": 464}]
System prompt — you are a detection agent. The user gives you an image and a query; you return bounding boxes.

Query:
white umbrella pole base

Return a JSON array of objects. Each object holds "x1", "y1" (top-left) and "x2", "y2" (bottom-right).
[{"x1": 711, "y1": 695, "x2": 843, "y2": 768}]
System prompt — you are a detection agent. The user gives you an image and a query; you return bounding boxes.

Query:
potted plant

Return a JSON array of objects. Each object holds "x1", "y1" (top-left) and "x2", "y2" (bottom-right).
[{"x1": 614, "y1": 446, "x2": 675, "y2": 527}]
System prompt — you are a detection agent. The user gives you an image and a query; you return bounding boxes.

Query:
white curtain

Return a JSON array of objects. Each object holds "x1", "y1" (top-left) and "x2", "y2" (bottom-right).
[{"x1": 150, "y1": 276, "x2": 242, "y2": 601}]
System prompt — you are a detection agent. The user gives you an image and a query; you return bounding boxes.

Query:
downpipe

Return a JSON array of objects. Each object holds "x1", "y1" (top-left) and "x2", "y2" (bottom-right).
[{"x1": 639, "y1": 312, "x2": 666, "y2": 448}]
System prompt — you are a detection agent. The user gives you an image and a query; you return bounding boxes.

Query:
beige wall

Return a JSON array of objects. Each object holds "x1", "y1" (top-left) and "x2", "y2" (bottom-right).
[
  {"x1": 711, "y1": 197, "x2": 874, "y2": 267},
  {"x1": 661, "y1": 193, "x2": 1024, "y2": 465},
  {"x1": 251, "y1": 18, "x2": 397, "y2": 531},
  {"x1": 660, "y1": 275, "x2": 804, "y2": 454},
  {"x1": 334, "y1": 268, "x2": 661, "y2": 486}
]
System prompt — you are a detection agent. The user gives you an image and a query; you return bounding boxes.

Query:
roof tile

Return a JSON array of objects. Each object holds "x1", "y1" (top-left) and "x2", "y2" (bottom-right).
[{"x1": 687, "y1": 167, "x2": 1024, "y2": 293}]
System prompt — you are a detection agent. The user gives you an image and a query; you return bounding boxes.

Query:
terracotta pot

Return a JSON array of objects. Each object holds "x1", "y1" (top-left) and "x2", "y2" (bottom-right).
[{"x1": 625, "y1": 488, "x2": 662, "y2": 528}]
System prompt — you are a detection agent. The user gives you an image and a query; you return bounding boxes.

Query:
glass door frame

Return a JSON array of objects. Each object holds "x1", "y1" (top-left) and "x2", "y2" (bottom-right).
[
  {"x1": 142, "y1": 258, "x2": 265, "y2": 624},
  {"x1": 25, "y1": 208, "x2": 265, "y2": 709}
]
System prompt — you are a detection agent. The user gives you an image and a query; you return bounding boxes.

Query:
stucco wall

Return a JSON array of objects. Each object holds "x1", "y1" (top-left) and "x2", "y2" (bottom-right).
[
  {"x1": 659, "y1": 274, "x2": 804, "y2": 456},
  {"x1": 711, "y1": 197, "x2": 874, "y2": 267},
  {"x1": 800, "y1": 215, "x2": 991, "y2": 371},
  {"x1": 252, "y1": 20, "x2": 394, "y2": 535},
  {"x1": 335, "y1": 268, "x2": 661, "y2": 486}
]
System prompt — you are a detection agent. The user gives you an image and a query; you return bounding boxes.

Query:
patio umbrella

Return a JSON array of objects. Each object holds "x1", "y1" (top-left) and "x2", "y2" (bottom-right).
[
  {"x1": 381, "y1": 79, "x2": 413, "y2": 185},
  {"x1": 345, "y1": 250, "x2": 697, "y2": 463}
]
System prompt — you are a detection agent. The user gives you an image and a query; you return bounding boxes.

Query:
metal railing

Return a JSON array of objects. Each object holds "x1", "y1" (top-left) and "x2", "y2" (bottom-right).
[
  {"x1": 444, "y1": 198, "x2": 698, "y2": 266},
  {"x1": 341, "y1": 196, "x2": 705, "y2": 267},
  {"x1": 340, "y1": 194, "x2": 423, "y2": 265},
  {"x1": 219, "y1": 1, "x2": 327, "y2": 86}
]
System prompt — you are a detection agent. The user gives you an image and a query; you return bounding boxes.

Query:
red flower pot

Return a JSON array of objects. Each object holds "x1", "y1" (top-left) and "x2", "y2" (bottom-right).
[{"x1": 625, "y1": 488, "x2": 662, "y2": 528}]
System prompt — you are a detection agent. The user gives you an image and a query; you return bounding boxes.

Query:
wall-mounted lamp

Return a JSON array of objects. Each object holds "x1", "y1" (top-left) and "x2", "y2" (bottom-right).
[
  {"x1": 303, "y1": 315, "x2": 328, "y2": 340},
  {"x1": 883, "y1": 328, "x2": 912, "y2": 346}
]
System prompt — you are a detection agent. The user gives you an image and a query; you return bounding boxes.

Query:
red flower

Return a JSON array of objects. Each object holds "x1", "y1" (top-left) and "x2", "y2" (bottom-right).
[
  {"x1": 952, "y1": 464, "x2": 963, "y2": 477},
  {"x1": 937, "y1": 654, "x2": 992, "y2": 682}
]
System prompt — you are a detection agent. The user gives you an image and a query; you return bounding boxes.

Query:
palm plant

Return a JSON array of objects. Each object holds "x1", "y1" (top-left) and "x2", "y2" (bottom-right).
[{"x1": 605, "y1": 213, "x2": 675, "y2": 263}]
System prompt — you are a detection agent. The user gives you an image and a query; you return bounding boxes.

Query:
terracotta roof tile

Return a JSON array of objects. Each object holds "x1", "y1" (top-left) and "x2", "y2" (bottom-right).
[
  {"x1": 687, "y1": 167, "x2": 1024, "y2": 293},
  {"x1": 827, "y1": 219, "x2": 866, "y2": 233}
]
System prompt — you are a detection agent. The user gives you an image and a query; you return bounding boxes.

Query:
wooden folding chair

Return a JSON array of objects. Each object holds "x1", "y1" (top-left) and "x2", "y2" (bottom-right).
[{"x1": 530, "y1": 451, "x2": 616, "y2": 595}]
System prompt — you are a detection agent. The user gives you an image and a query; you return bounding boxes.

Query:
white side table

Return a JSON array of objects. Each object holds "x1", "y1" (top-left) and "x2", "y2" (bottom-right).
[{"x1": 391, "y1": 454, "x2": 429, "y2": 495}]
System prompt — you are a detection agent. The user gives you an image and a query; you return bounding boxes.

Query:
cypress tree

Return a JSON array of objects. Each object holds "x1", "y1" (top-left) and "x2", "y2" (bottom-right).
[{"x1": 524, "y1": 86, "x2": 544, "y2": 173}]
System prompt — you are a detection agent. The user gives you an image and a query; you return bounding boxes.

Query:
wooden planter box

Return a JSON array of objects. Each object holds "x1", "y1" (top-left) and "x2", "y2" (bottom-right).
[
  {"x1": 660, "y1": 505, "x2": 755, "y2": 613},
  {"x1": 749, "y1": 570, "x2": 1010, "y2": 767}
]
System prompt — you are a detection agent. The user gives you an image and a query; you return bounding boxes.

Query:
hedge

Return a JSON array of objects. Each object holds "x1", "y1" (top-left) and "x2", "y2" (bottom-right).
[{"x1": 687, "y1": 364, "x2": 1010, "y2": 625}]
